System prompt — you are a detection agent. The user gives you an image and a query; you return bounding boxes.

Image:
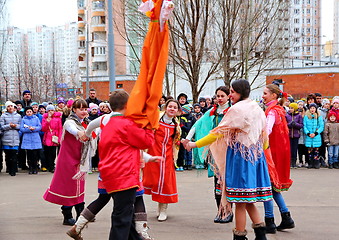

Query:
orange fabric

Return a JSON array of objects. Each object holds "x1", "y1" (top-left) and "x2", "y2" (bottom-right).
[{"x1": 126, "y1": 0, "x2": 169, "y2": 130}]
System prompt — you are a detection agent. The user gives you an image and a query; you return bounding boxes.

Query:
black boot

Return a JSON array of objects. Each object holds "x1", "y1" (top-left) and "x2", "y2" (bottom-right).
[
  {"x1": 74, "y1": 202, "x2": 85, "y2": 220},
  {"x1": 219, "y1": 212, "x2": 233, "y2": 223},
  {"x1": 253, "y1": 222, "x2": 267, "y2": 240},
  {"x1": 264, "y1": 217, "x2": 276, "y2": 234},
  {"x1": 61, "y1": 206, "x2": 76, "y2": 226},
  {"x1": 233, "y1": 229, "x2": 248, "y2": 240},
  {"x1": 314, "y1": 160, "x2": 320, "y2": 169},
  {"x1": 277, "y1": 212, "x2": 295, "y2": 231}
]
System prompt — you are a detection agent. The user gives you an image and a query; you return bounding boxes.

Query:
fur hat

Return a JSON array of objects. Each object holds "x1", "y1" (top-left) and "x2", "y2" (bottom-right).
[
  {"x1": 46, "y1": 105, "x2": 55, "y2": 112},
  {"x1": 289, "y1": 103, "x2": 298, "y2": 112}
]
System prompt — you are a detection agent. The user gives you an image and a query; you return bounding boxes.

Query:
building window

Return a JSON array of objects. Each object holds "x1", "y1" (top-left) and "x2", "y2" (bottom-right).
[
  {"x1": 117, "y1": 84, "x2": 123, "y2": 88},
  {"x1": 294, "y1": 28, "x2": 300, "y2": 33},
  {"x1": 92, "y1": 16, "x2": 106, "y2": 25},
  {"x1": 294, "y1": 18, "x2": 300, "y2": 24},
  {"x1": 294, "y1": 9, "x2": 300, "y2": 14},
  {"x1": 92, "y1": 62, "x2": 107, "y2": 71},
  {"x1": 306, "y1": 18, "x2": 311, "y2": 24},
  {"x1": 92, "y1": 1, "x2": 105, "y2": 10}
]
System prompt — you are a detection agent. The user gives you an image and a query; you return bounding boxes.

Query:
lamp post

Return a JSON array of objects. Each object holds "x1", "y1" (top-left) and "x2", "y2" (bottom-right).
[{"x1": 107, "y1": 0, "x2": 116, "y2": 93}]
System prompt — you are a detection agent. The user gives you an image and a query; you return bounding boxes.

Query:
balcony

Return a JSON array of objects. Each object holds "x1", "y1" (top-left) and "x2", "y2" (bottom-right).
[
  {"x1": 79, "y1": 61, "x2": 86, "y2": 68},
  {"x1": 78, "y1": 8, "x2": 85, "y2": 15},
  {"x1": 92, "y1": 55, "x2": 106, "y2": 62},
  {"x1": 78, "y1": 21, "x2": 85, "y2": 28},
  {"x1": 92, "y1": 25, "x2": 106, "y2": 32}
]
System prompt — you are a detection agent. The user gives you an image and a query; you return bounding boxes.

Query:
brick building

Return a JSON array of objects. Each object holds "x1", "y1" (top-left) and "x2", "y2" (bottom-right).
[
  {"x1": 81, "y1": 75, "x2": 136, "y2": 101},
  {"x1": 266, "y1": 66, "x2": 339, "y2": 99}
]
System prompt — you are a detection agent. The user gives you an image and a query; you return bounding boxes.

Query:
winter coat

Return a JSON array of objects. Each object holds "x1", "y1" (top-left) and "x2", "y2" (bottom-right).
[
  {"x1": 41, "y1": 112, "x2": 63, "y2": 146},
  {"x1": 20, "y1": 115, "x2": 42, "y2": 150},
  {"x1": 0, "y1": 111, "x2": 22, "y2": 147},
  {"x1": 285, "y1": 112, "x2": 303, "y2": 138},
  {"x1": 303, "y1": 111, "x2": 324, "y2": 148},
  {"x1": 323, "y1": 122, "x2": 339, "y2": 146},
  {"x1": 318, "y1": 107, "x2": 329, "y2": 122}
]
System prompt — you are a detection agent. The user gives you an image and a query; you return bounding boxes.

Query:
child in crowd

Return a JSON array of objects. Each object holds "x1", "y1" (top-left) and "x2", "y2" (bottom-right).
[
  {"x1": 198, "y1": 97, "x2": 208, "y2": 113},
  {"x1": 177, "y1": 93, "x2": 189, "y2": 107},
  {"x1": 41, "y1": 105, "x2": 62, "y2": 173},
  {"x1": 14, "y1": 100, "x2": 24, "y2": 116},
  {"x1": 98, "y1": 90, "x2": 155, "y2": 239},
  {"x1": 177, "y1": 104, "x2": 193, "y2": 171},
  {"x1": 192, "y1": 103, "x2": 203, "y2": 123},
  {"x1": 303, "y1": 103, "x2": 324, "y2": 169},
  {"x1": 0, "y1": 101, "x2": 22, "y2": 176},
  {"x1": 297, "y1": 100, "x2": 308, "y2": 167},
  {"x1": 323, "y1": 112, "x2": 339, "y2": 169},
  {"x1": 88, "y1": 103, "x2": 99, "y2": 121},
  {"x1": 329, "y1": 99, "x2": 339, "y2": 122},
  {"x1": 20, "y1": 106, "x2": 42, "y2": 174},
  {"x1": 98, "y1": 102, "x2": 111, "y2": 115},
  {"x1": 286, "y1": 103, "x2": 304, "y2": 168}
]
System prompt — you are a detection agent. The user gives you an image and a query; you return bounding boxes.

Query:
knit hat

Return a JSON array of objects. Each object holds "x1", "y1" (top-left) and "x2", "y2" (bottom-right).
[
  {"x1": 193, "y1": 103, "x2": 201, "y2": 108},
  {"x1": 177, "y1": 93, "x2": 188, "y2": 101},
  {"x1": 22, "y1": 90, "x2": 31, "y2": 96},
  {"x1": 309, "y1": 103, "x2": 317, "y2": 109},
  {"x1": 46, "y1": 105, "x2": 55, "y2": 112},
  {"x1": 199, "y1": 97, "x2": 206, "y2": 102},
  {"x1": 89, "y1": 103, "x2": 99, "y2": 111},
  {"x1": 181, "y1": 104, "x2": 191, "y2": 114},
  {"x1": 31, "y1": 102, "x2": 38, "y2": 106},
  {"x1": 67, "y1": 99, "x2": 74, "y2": 108},
  {"x1": 289, "y1": 103, "x2": 298, "y2": 112},
  {"x1": 332, "y1": 99, "x2": 339, "y2": 105},
  {"x1": 41, "y1": 102, "x2": 48, "y2": 108},
  {"x1": 24, "y1": 106, "x2": 33, "y2": 113},
  {"x1": 38, "y1": 104, "x2": 46, "y2": 110},
  {"x1": 287, "y1": 97, "x2": 294, "y2": 103},
  {"x1": 321, "y1": 98, "x2": 330, "y2": 106},
  {"x1": 57, "y1": 97, "x2": 65, "y2": 104},
  {"x1": 297, "y1": 100, "x2": 304, "y2": 104},
  {"x1": 5, "y1": 101, "x2": 15, "y2": 108}
]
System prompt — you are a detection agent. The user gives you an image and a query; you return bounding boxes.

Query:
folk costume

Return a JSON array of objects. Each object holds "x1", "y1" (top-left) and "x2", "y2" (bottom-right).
[
  {"x1": 195, "y1": 99, "x2": 272, "y2": 220},
  {"x1": 43, "y1": 112, "x2": 92, "y2": 225},
  {"x1": 186, "y1": 101, "x2": 233, "y2": 223},
  {"x1": 143, "y1": 112, "x2": 181, "y2": 204},
  {"x1": 264, "y1": 100, "x2": 295, "y2": 233}
]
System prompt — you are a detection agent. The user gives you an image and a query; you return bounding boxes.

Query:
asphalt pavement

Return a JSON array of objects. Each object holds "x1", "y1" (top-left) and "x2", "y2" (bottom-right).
[{"x1": 1, "y1": 167, "x2": 338, "y2": 240}]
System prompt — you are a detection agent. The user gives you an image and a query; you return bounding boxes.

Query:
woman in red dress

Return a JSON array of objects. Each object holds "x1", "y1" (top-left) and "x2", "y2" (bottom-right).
[
  {"x1": 143, "y1": 99, "x2": 181, "y2": 222},
  {"x1": 262, "y1": 84, "x2": 295, "y2": 234}
]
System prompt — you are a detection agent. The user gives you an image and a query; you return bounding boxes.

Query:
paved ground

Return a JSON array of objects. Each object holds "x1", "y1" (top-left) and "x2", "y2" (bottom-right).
[{"x1": 0, "y1": 167, "x2": 339, "y2": 240}]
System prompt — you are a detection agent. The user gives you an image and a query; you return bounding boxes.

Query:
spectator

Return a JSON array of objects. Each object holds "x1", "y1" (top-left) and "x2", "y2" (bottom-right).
[
  {"x1": 20, "y1": 106, "x2": 42, "y2": 174},
  {"x1": 198, "y1": 97, "x2": 208, "y2": 113},
  {"x1": 177, "y1": 93, "x2": 189, "y2": 107},
  {"x1": 286, "y1": 103, "x2": 304, "y2": 168},
  {"x1": 98, "y1": 102, "x2": 111, "y2": 115},
  {"x1": 329, "y1": 99, "x2": 339, "y2": 122},
  {"x1": 306, "y1": 93, "x2": 316, "y2": 109},
  {"x1": 85, "y1": 88, "x2": 102, "y2": 106},
  {"x1": 20, "y1": 90, "x2": 33, "y2": 108},
  {"x1": 0, "y1": 101, "x2": 22, "y2": 176},
  {"x1": 88, "y1": 103, "x2": 99, "y2": 121},
  {"x1": 303, "y1": 103, "x2": 324, "y2": 169},
  {"x1": 14, "y1": 100, "x2": 24, "y2": 116},
  {"x1": 41, "y1": 105, "x2": 62, "y2": 173},
  {"x1": 315, "y1": 93, "x2": 322, "y2": 108},
  {"x1": 323, "y1": 112, "x2": 339, "y2": 169}
]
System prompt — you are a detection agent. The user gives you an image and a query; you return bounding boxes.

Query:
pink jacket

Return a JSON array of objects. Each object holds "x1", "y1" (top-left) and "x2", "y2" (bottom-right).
[{"x1": 42, "y1": 112, "x2": 63, "y2": 146}]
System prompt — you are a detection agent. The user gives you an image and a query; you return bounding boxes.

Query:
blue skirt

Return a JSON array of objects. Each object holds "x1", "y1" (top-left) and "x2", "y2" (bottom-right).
[{"x1": 225, "y1": 145, "x2": 272, "y2": 203}]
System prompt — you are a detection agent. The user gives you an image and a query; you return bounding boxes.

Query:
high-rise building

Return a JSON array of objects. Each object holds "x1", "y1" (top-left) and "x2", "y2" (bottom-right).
[
  {"x1": 334, "y1": 0, "x2": 339, "y2": 56},
  {"x1": 77, "y1": 0, "x2": 142, "y2": 99},
  {"x1": 0, "y1": 23, "x2": 79, "y2": 102},
  {"x1": 289, "y1": 0, "x2": 321, "y2": 60}
]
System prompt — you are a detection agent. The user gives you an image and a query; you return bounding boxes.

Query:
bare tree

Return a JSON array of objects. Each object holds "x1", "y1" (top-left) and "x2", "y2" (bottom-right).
[
  {"x1": 168, "y1": 0, "x2": 223, "y2": 102},
  {"x1": 212, "y1": 0, "x2": 290, "y2": 88}
]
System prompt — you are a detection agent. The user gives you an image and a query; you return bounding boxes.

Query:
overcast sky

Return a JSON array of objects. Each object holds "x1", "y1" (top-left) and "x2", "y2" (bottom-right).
[{"x1": 7, "y1": 0, "x2": 334, "y2": 43}]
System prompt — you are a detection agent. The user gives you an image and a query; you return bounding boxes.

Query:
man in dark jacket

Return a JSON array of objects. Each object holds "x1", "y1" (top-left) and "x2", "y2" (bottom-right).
[
  {"x1": 85, "y1": 89, "x2": 102, "y2": 106},
  {"x1": 20, "y1": 90, "x2": 33, "y2": 108}
]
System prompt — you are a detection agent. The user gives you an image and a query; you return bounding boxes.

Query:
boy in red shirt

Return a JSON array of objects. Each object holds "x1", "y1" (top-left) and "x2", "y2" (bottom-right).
[{"x1": 99, "y1": 90, "x2": 154, "y2": 240}]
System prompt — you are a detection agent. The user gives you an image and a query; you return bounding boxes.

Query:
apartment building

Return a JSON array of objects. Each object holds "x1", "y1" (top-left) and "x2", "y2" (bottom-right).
[
  {"x1": 290, "y1": 0, "x2": 321, "y2": 60},
  {"x1": 334, "y1": 0, "x2": 339, "y2": 56}
]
